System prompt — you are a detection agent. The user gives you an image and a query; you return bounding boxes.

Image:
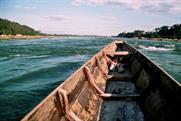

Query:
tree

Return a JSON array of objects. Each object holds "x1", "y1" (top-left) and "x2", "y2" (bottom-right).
[
  {"x1": 158, "y1": 26, "x2": 169, "y2": 38},
  {"x1": 117, "y1": 24, "x2": 181, "y2": 39}
]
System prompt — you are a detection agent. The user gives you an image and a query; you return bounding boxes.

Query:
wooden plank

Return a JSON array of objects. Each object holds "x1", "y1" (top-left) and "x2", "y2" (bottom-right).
[
  {"x1": 106, "y1": 51, "x2": 129, "y2": 56},
  {"x1": 114, "y1": 40, "x2": 124, "y2": 44},
  {"x1": 101, "y1": 94, "x2": 141, "y2": 99}
]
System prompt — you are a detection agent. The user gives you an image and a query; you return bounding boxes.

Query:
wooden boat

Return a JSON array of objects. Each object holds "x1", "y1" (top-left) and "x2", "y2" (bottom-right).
[{"x1": 22, "y1": 40, "x2": 181, "y2": 121}]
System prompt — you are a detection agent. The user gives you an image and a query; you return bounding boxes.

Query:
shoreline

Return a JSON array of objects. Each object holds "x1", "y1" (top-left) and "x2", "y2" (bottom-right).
[
  {"x1": 0, "y1": 34, "x2": 51, "y2": 40},
  {"x1": 127, "y1": 37, "x2": 181, "y2": 42},
  {"x1": 0, "y1": 34, "x2": 107, "y2": 40},
  {"x1": 1, "y1": 34, "x2": 181, "y2": 42}
]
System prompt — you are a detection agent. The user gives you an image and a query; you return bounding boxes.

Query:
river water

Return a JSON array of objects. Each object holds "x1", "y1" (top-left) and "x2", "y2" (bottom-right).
[{"x1": 0, "y1": 37, "x2": 180, "y2": 121}]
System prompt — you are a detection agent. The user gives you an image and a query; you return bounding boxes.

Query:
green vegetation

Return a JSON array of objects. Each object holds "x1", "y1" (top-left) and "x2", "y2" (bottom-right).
[
  {"x1": 0, "y1": 18, "x2": 41, "y2": 35},
  {"x1": 118, "y1": 24, "x2": 181, "y2": 39}
]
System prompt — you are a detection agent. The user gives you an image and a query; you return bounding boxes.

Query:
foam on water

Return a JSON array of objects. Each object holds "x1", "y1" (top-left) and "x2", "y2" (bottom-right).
[
  {"x1": 139, "y1": 45, "x2": 174, "y2": 51},
  {"x1": 164, "y1": 44, "x2": 175, "y2": 47}
]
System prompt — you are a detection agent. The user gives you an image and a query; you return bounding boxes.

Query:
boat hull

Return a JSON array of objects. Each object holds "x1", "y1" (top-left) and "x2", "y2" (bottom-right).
[{"x1": 22, "y1": 40, "x2": 181, "y2": 121}]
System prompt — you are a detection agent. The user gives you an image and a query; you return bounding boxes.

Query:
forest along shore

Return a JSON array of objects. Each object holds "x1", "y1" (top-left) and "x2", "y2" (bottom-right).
[{"x1": 117, "y1": 24, "x2": 181, "y2": 42}]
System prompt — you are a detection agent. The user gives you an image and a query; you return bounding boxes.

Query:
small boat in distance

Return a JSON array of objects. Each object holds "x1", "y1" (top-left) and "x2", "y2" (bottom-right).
[{"x1": 22, "y1": 40, "x2": 181, "y2": 121}]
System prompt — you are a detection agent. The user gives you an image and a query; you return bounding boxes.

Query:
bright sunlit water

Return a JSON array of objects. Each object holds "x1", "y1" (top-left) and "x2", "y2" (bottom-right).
[{"x1": 0, "y1": 37, "x2": 180, "y2": 121}]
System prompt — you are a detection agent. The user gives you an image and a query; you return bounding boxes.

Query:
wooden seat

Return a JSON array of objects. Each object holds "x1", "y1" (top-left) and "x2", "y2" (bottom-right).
[
  {"x1": 106, "y1": 51, "x2": 129, "y2": 56},
  {"x1": 108, "y1": 71, "x2": 134, "y2": 81},
  {"x1": 102, "y1": 93, "x2": 141, "y2": 100}
]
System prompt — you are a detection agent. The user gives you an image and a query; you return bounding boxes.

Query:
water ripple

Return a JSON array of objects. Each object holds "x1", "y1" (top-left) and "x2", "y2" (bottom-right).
[{"x1": 0, "y1": 37, "x2": 180, "y2": 121}]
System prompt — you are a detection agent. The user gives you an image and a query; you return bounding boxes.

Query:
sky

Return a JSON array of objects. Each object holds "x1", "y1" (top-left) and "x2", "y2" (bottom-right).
[{"x1": 0, "y1": 0, "x2": 181, "y2": 36}]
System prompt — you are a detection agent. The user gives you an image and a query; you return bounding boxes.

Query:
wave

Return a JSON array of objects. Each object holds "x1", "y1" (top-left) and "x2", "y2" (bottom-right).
[
  {"x1": 139, "y1": 45, "x2": 174, "y2": 51},
  {"x1": 0, "y1": 61, "x2": 81, "y2": 87},
  {"x1": 164, "y1": 44, "x2": 175, "y2": 47}
]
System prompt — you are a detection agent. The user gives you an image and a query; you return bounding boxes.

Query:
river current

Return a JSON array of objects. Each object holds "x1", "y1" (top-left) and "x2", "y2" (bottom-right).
[{"x1": 0, "y1": 37, "x2": 180, "y2": 121}]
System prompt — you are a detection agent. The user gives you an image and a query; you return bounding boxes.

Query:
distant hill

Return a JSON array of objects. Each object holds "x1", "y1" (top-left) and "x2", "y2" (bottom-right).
[{"x1": 0, "y1": 18, "x2": 41, "y2": 35}]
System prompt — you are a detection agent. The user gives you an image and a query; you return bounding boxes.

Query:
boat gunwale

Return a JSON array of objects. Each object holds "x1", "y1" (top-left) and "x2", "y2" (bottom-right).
[
  {"x1": 21, "y1": 40, "x2": 117, "y2": 121},
  {"x1": 123, "y1": 41, "x2": 181, "y2": 87}
]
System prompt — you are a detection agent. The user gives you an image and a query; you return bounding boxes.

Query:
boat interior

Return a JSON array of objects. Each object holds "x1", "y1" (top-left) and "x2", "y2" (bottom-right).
[{"x1": 22, "y1": 41, "x2": 181, "y2": 121}]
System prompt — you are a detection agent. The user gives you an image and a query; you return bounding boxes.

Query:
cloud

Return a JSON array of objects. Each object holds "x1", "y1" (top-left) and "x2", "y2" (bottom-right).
[
  {"x1": 44, "y1": 15, "x2": 69, "y2": 21},
  {"x1": 44, "y1": 14, "x2": 117, "y2": 23},
  {"x1": 72, "y1": 0, "x2": 181, "y2": 14},
  {"x1": 99, "y1": 16, "x2": 117, "y2": 21},
  {"x1": 40, "y1": 13, "x2": 121, "y2": 36},
  {"x1": 72, "y1": 0, "x2": 105, "y2": 6},
  {"x1": 15, "y1": 5, "x2": 36, "y2": 10}
]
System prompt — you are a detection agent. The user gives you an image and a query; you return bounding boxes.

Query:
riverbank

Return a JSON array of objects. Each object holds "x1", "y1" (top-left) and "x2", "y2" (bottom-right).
[
  {"x1": 0, "y1": 34, "x2": 107, "y2": 40},
  {"x1": 130, "y1": 37, "x2": 181, "y2": 42},
  {"x1": 0, "y1": 34, "x2": 51, "y2": 40}
]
